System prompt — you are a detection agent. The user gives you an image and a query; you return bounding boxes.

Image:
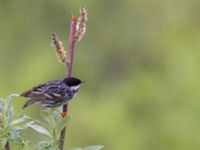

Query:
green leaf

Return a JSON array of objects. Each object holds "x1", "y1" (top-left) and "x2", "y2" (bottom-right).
[
  {"x1": 9, "y1": 128, "x2": 21, "y2": 141},
  {"x1": 41, "y1": 109, "x2": 53, "y2": 124},
  {"x1": 56, "y1": 116, "x2": 71, "y2": 140},
  {"x1": 11, "y1": 115, "x2": 32, "y2": 126},
  {"x1": 0, "y1": 94, "x2": 32, "y2": 148},
  {"x1": 83, "y1": 145, "x2": 104, "y2": 150},
  {"x1": 7, "y1": 94, "x2": 20, "y2": 104},
  {"x1": 51, "y1": 111, "x2": 60, "y2": 119},
  {"x1": 0, "y1": 99, "x2": 8, "y2": 110},
  {"x1": 22, "y1": 140, "x2": 32, "y2": 150},
  {"x1": 56, "y1": 117, "x2": 71, "y2": 132},
  {"x1": 6, "y1": 106, "x2": 14, "y2": 125},
  {"x1": 14, "y1": 121, "x2": 34, "y2": 132},
  {"x1": 28, "y1": 123, "x2": 51, "y2": 137},
  {"x1": 70, "y1": 148, "x2": 82, "y2": 150},
  {"x1": 36, "y1": 141, "x2": 52, "y2": 149},
  {"x1": 1, "y1": 137, "x2": 8, "y2": 148}
]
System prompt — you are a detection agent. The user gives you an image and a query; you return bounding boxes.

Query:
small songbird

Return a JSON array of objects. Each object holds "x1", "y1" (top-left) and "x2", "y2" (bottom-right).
[{"x1": 20, "y1": 77, "x2": 84, "y2": 108}]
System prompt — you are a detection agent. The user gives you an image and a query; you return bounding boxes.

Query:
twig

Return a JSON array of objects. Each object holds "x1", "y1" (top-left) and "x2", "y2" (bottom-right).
[
  {"x1": 5, "y1": 142, "x2": 10, "y2": 150},
  {"x1": 66, "y1": 16, "x2": 76, "y2": 77},
  {"x1": 59, "y1": 15, "x2": 76, "y2": 150}
]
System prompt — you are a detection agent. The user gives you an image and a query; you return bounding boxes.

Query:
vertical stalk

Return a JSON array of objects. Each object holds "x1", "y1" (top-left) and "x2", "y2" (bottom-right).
[
  {"x1": 5, "y1": 142, "x2": 10, "y2": 150},
  {"x1": 66, "y1": 15, "x2": 76, "y2": 77},
  {"x1": 59, "y1": 15, "x2": 76, "y2": 150}
]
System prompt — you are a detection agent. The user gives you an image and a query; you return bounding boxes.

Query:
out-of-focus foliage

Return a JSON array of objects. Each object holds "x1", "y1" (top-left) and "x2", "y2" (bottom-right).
[
  {"x1": 30, "y1": 110, "x2": 71, "y2": 150},
  {"x1": 71, "y1": 145, "x2": 104, "y2": 150},
  {"x1": 0, "y1": 95, "x2": 102, "y2": 150},
  {"x1": 0, "y1": 95, "x2": 32, "y2": 149},
  {"x1": 0, "y1": 0, "x2": 200, "y2": 150}
]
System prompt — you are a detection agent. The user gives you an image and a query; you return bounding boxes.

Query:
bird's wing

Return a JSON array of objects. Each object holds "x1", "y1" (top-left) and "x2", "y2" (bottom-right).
[
  {"x1": 45, "y1": 83, "x2": 71, "y2": 100},
  {"x1": 20, "y1": 80, "x2": 62, "y2": 100},
  {"x1": 20, "y1": 83, "x2": 46, "y2": 98}
]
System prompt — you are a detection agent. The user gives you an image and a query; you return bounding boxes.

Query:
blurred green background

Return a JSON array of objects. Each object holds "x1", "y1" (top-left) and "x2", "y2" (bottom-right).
[{"x1": 1, "y1": 0, "x2": 200, "y2": 150}]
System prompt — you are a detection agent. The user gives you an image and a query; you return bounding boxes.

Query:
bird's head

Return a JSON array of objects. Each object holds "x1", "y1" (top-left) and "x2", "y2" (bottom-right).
[{"x1": 63, "y1": 77, "x2": 84, "y2": 91}]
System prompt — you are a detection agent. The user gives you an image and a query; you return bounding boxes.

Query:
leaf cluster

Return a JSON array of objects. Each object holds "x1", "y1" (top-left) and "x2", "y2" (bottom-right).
[
  {"x1": 0, "y1": 94, "x2": 32, "y2": 149},
  {"x1": 0, "y1": 95, "x2": 103, "y2": 150},
  {"x1": 30, "y1": 110, "x2": 70, "y2": 150}
]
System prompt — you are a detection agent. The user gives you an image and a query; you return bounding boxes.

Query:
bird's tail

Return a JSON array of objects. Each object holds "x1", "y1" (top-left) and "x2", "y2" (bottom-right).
[{"x1": 23, "y1": 99, "x2": 37, "y2": 108}]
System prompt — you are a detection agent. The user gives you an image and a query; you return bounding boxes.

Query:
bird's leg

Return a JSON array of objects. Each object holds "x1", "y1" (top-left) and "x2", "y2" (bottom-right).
[
  {"x1": 61, "y1": 111, "x2": 67, "y2": 117},
  {"x1": 53, "y1": 108, "x2": 67, "y2": 117}
]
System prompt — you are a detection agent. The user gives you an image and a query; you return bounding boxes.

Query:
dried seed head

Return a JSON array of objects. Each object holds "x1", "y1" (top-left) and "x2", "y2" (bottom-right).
[
  {"x1": 74, "y1": 6, "x2": 87, "y2": 42},
  {"x1": 51, "y1": 32, "x2": 66, "y2": 64}
]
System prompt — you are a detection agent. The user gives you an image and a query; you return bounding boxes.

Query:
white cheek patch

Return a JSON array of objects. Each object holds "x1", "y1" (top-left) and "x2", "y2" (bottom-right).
[{"x1": 71, "y1": 85, "x2": 80, "y2": 92}]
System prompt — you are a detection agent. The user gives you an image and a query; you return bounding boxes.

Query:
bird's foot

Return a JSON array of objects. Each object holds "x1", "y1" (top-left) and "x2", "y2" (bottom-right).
[
  {"x1": 53, "y1": 108, "x2": 67, "y2": 117},
  {"x1": 60, "y1": 112, "x2": 67, "y2": 117}
]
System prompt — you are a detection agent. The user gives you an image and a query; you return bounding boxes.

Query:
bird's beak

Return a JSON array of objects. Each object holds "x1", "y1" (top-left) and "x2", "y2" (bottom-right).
[{"x1": 81, "y1": 80, "x2": 86, "y2": 84}]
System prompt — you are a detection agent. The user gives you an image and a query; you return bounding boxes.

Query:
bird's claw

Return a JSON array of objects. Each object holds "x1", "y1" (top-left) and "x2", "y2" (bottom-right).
[{"x1": 60, "y1": 112, "x2": 67, "y2": 117}]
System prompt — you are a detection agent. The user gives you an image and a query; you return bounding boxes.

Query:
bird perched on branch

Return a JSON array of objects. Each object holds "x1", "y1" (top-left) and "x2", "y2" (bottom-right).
[{"x1": 20, "y1": 77, "x2": 84, "y2": 109}]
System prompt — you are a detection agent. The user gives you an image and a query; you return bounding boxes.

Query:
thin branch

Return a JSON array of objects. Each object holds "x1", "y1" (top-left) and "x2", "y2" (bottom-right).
[
  {"x1": 66, "y1": 16, "x2": 76, "y2": 77},
  {"x1": 59, "y1": 15, "x2": 76, "y2": 150}
]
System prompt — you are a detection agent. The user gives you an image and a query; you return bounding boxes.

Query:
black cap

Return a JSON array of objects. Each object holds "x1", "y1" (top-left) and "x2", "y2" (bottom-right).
[{"x1": 63, "y1": 77, "x2": 82, "y2": 86}]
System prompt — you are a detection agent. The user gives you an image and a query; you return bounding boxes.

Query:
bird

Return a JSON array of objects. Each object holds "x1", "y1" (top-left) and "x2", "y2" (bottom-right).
[{"x1": 20, "y1": 77, "x2": 84, "y2": 109}]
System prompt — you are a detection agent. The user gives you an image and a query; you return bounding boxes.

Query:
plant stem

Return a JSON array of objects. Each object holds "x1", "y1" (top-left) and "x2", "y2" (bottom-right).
[
  {"x1": 5, "y1": 142, "x2": 10, "y2": 150},
  {"x1": 59, "y1": 15, "x2": 76, "y2": 150},
  {"x1": 66, "y1": 15, "x2": 76, "y2": 78}
]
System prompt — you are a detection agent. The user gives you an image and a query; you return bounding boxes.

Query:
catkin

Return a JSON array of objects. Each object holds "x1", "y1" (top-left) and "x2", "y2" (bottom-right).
[
  {"x1": 51, "y1": 32, "x2": 66, "y2": 64},
  {"x1": 75, "y1": 6, "x2": 87, "y2": 42}
]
